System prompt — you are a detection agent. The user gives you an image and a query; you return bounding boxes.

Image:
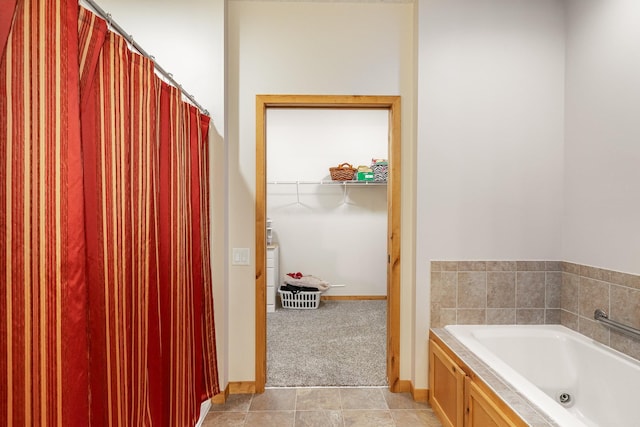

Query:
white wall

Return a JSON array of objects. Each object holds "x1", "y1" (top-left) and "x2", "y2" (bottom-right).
[
  {"x1": 563, "y1": 0, "x2": 640, "y2": 275},
  {"x1": 416, "y1": 0, "x2": 565, "y2": 388},
  {"x1": 94, "y1": 0, "x2": 640, "y2": 397},
  {"x1": 267, "y1": 109, "x2": 388, "y2": 296},
  {"x1": 85, "y1": 0, "x2": 225, "y2": 130},
  {"x1": 228, "y1": 0, "x2": 415, "y2": 383},
  {"x1": 86, "y1": 0, "x2": 229, "y2": 389}
]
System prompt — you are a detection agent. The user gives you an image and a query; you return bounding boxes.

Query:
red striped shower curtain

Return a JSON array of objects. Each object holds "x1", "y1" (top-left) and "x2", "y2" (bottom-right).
[
  {"x1": 1, "y1": 2, "x2": 219, "y2": 426},
  {"x1": 0, "y1": 1, "x2": 89, "y2": 425}
]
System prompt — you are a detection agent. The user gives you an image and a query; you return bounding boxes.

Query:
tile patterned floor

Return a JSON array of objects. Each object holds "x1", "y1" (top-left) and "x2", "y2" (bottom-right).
[{"x1": 204, "y1": 387, "x2": 443, "y2": 426}]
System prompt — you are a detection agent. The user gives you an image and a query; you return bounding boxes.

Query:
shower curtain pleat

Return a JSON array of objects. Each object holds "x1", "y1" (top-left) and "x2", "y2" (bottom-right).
[
  {"x1": 197, "y1": 114, "x2": 220, "y2": 399},
  {"x1": 80, "y1": 26, "x2": 160, "y2": 426},
  {"x1": 0, "y1": 0, "x2": 17, "y2": 56},
  {"x1": 158, "y1": 83, "x2": 206, "y2": 426},
  {"x1": 188, "y1": 106, "x2": 205, "y2": 412},
  {"x1": 1, "y1": 3, "x2": 219, "y2": 425},
  {"x1": 0, "y1": 0, "x2": 89, "y2": 426}
]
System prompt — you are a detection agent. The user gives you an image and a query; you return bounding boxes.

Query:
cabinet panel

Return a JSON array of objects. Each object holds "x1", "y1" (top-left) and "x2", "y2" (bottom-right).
[
  {"x1": 465, "y1": 377, "x2": 517, "y2": 427},
  {"x1": 429, "y1": 339, "x2": 466, "y2": 427},
  {"x1": 429, "y1": 334, "x2": 526, "y2": 427}
]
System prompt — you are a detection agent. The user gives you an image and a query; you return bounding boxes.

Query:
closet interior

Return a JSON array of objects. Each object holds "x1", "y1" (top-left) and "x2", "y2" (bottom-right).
[{"x1": 265, "y1": 107, "x2": 389, "y2": 387}]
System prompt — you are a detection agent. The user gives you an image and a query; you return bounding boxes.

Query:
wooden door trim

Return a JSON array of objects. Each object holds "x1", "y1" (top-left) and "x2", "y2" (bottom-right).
[{"x1": 255, "y1": 94, "x2": 401, "y2": 393}]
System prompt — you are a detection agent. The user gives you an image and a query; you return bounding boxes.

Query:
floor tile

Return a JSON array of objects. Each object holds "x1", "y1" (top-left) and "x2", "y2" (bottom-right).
[
  {"x1": 342, "y1": 410, "x2": 395, "y2": 426},
  {"x1": 296, "y1": 388, "x2": 341, "y2": 410},
  {"x1": 294, "y1": 410, "x2": 343, "y2": 427},
  {"x1": 244, "y1": 410, "x2": 295, "y2": 427},
  {"x1": 210, "y1": 393, "x2": 253, "y2": 412},
  {"x1": 383, "y1": 390, "x2": 431, "y2": 409},
  {"x1": 391, "y1": 409, "x2": 443, "y2": 426},
  {"x1": 206, "y1": 387, "x2": 443, "y2": 427},
  {"x1": 340, "y1": 388, "x2": 388, "y2": 410},
  {"x1": 201, "y1": 411, "x2": 246, "y2": 427},
  {"x1": 249, "y1": 388, "x2": 297, "y2": 411}
]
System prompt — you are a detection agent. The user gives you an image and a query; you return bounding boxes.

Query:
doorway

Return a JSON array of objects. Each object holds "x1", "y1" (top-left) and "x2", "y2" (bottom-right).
[{"x1": 255, "y1": 95, "x2": 401, "y2": 393}]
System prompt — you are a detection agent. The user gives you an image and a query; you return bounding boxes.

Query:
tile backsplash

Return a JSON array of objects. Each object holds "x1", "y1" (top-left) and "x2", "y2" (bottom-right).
[{"x1": 430, "y1": 260, "x2": 640, "y2": 362}]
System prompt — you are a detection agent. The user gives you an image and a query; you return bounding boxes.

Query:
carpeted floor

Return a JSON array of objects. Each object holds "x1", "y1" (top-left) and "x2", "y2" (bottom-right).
[{"x1": 266, "y1": 299, "x2": 387, "y2": 387}]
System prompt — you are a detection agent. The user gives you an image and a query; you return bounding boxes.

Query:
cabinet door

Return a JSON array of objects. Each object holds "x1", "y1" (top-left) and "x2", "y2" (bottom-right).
[
  {"x1": 465, "y1": 377, "x2": 517, "y2": 427},
  {"x1": 429, "y1": 339, "x2": 466, "y2": 427}
]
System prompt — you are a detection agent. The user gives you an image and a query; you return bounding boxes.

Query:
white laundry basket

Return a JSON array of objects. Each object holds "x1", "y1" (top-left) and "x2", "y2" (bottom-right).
[{"x1": 278, "y1": 289, "x2": 321, "y2": 309}]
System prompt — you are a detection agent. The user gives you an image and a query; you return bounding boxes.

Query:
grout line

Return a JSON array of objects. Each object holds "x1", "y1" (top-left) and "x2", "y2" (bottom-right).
[
  {"x1": 455, "y1": 270, "x2": 458, "y2": 324},
  {"x1": 544, "y1": 271, "x2": 548, "y2": 324},
  {"x1": 515, "y1": 269, "x2": 519, "y2": 324},
  {"x1": 485, "y1": 269, "x2": 488, "y2": 324}
]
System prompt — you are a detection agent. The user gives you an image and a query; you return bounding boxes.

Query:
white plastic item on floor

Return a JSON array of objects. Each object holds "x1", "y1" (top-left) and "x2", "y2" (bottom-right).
[{"x1": 195, "y1": 399, "x2": 211, "y2": 427}]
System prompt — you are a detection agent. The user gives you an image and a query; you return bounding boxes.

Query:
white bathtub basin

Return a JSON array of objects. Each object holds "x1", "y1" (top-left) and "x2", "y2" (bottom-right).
[{"x1": 445, "y1": 324, "x2": 640, "y2": 427}]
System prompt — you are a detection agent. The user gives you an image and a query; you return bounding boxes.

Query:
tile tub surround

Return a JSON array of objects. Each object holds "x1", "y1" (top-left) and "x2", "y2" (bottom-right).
[
  {"x1": 430, "y1": 261, "x2": 562, "y2": 328},
  {"x1": 429, "y1": 260, "x2": 640, "y2": 363},
  {"x1": 560, "y1": 262, "x2": 640, "y2": 362}
]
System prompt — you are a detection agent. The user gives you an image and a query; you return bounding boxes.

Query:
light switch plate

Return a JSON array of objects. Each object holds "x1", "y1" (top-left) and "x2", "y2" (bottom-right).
[{"x1": 232, "y1": 248, "x2": 250, "y2": 265}]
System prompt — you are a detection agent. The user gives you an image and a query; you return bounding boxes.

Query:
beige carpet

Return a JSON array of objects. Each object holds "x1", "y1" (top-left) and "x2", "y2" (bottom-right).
[{"x1": 266, "y1": 300, "x2": 387, "y2": 387}]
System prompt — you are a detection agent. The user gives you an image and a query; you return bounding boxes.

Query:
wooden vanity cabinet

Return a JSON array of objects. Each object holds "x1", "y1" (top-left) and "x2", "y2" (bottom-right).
[{"x1": 429, "y1": 335, "x2": 525, "y2": 427}]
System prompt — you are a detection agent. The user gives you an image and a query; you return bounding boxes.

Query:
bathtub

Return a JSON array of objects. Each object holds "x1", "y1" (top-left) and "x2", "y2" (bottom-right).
[{"x1": 444, "y1": 324, "x2": 640, "y2": 427}]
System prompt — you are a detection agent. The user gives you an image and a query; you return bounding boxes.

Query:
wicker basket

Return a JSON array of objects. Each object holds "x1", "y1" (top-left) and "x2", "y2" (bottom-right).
[{"x1": 329, "y1": 163, "x2": 356, "y2": 181}]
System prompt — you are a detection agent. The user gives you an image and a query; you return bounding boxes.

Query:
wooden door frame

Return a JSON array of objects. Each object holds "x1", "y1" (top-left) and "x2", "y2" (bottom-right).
[{"x1": 255, "y1": 94, "x2": 401, "y2": 393}]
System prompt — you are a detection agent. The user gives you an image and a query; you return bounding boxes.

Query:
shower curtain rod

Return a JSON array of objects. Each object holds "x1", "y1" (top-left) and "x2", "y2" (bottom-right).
[{"x1": 81, "y1": 0, "x2": 210, "y2": 116}]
